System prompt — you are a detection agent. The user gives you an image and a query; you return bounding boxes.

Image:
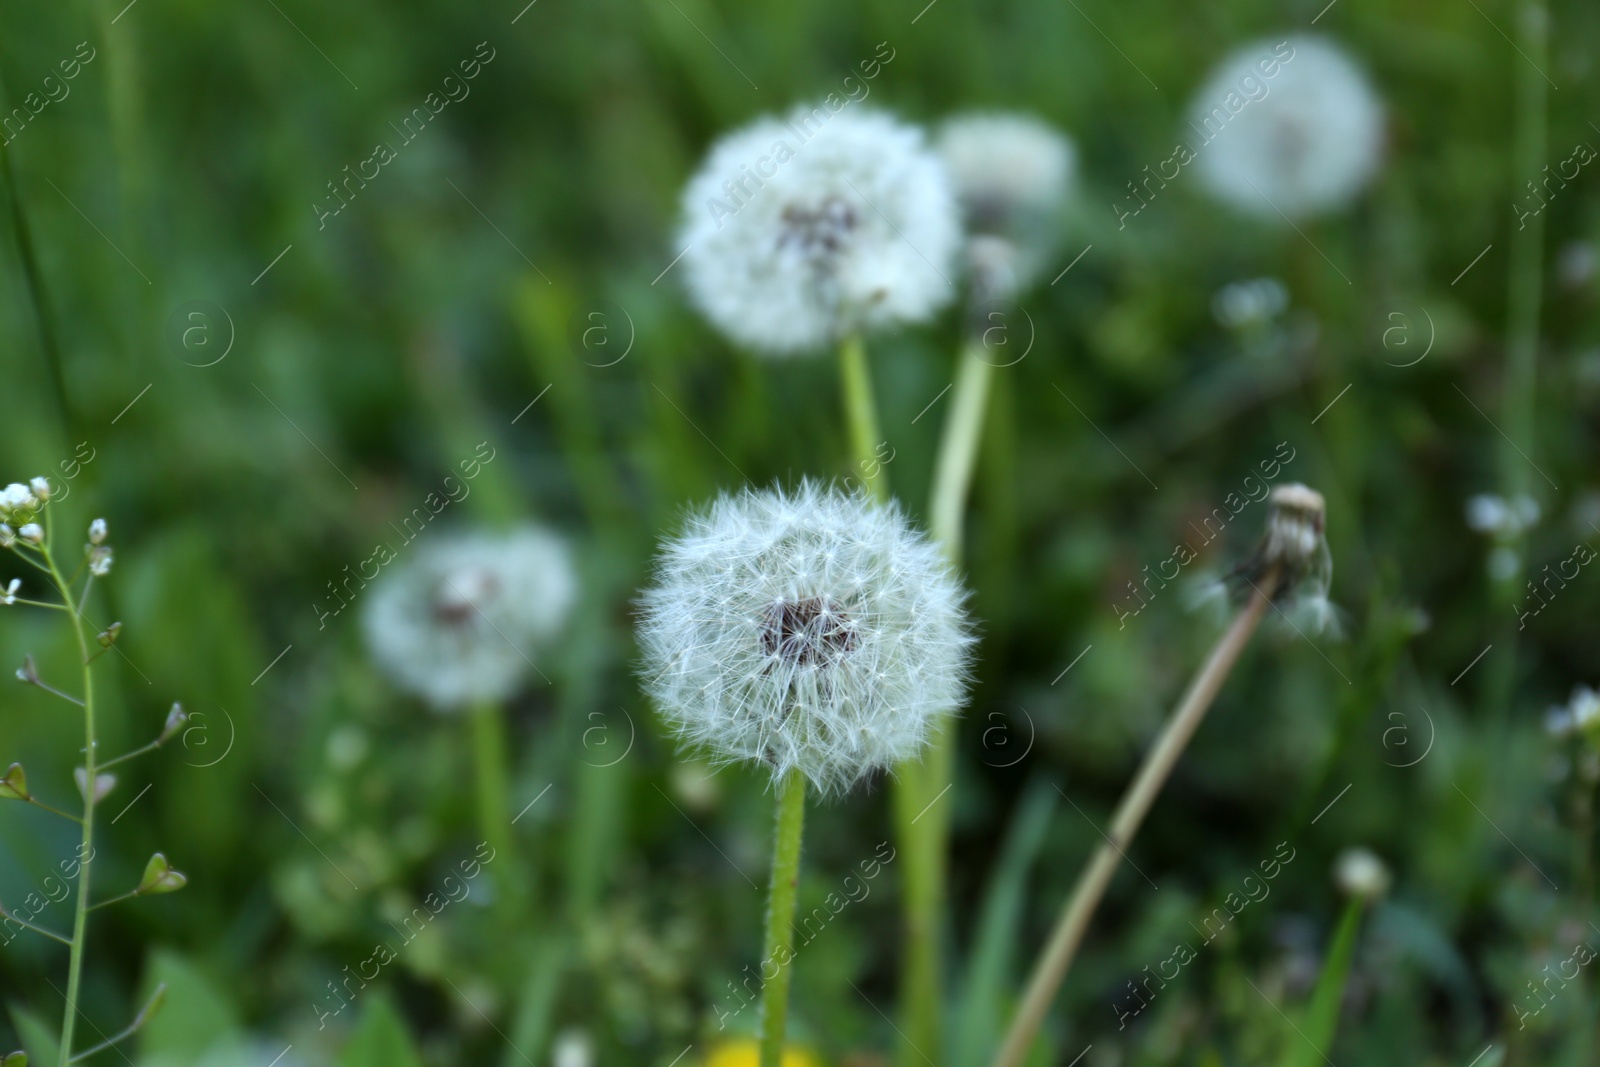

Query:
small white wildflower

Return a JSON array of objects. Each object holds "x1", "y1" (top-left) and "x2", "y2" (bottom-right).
[
  {"x1": 0, "y1": 525, "x2": 13, "y2": 548},
  {"x1": 552, "y1": 1029, "x2": 594, "y2": 1067},
  {"x1": 28, "y1": 477, "x2": 50, "y2": 501},
  {"x1": 1334, "y1": 847, "x2": 1391, "y2": 900},
  {"x1": 1550, "y1": 686, "x2": 1600, "y2": 740},
  {"x1": 677, "y1": 105, "x2": 960, "y2": 355},
  {"x1": 1466, "y1": 493, "x2": 1539, "y2": 537},
  {"x1": 0, "y1": 579, "x2": 18, "y2": 605},
  {"x1": 1190, "y1": 36, "x2": 1384, "y2": 218},
  {"x1": 363, "y1": 526, "x2": 577, "y2": 711},
  {"x1": 637, "y1": 481, "x2": 975, "y2": 794},
  {"x1": 1212, "y1": 277, "x2": 1288, "y2": 330},
  {"x1": 88, "y1": 546, "x2": 114, "y2": 577},
  {"x1": 88, "y1": 518, "x2": 108, "y2": 545},
  {"x1": 17, "y1": 524, "x2": 43, "y2": 546},
  {"x1": 0, "y1": 483, "x2": 36, "y2": 518}
]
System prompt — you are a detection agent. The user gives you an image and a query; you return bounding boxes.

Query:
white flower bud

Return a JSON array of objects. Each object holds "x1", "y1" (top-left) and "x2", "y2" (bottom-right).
[
  {"x1": 638, "y1": 482, "x2": 976, "y2": 794},
  {"x1": 1334, "y1": 847, "x2": 1391, "y2": 901},
  {"x1": 0, "y1": 579, "x2": 18, "y2": 605},
  {"x1": 0, "y1": 524, "x2": 13, "y2": 548},
  {"x1": 18, "y1": 524, "x2": 43, "y2": 546},
  {"x1": 88, "y1": 546, "x2": 113, "y2": 577},
  {"x1": 28, "y1": 477, "x2": 50, "y2": 501},
  {"x1": 0, "y1": 483, "x2": 35, "y2": 517},
  {"x1": 88, "y1": 518, "x2": 108, "y2": 545}
]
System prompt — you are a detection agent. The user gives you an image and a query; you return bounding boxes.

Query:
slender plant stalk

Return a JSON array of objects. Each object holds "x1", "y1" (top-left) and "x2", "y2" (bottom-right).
[
  {"x1": 0, "y1": 129, "x2": 73, "y2": 437},
  {"x1": 893, "y1": 338, "x2": 997, "y2": 1064},
  {"x1": 1483, "y1": 0, "x2": 1548, "y2": 737},
  {"x1": 759, "y1": 769, "x2": 807, "y2": 1067},
  {"x1": 930, "y1": 341, "x2": 996, "y2": 561},
  {"x1": 838, "y1": 334, "x2": 885, "y2": 503},
  {"x1": 470, "y1": 701, "x2": 515, "y2": 875},
  {"x1": 45, "y1": 535, "x2": 97, "y2": 1067},
  {"x1": 990, "y1": 577, "x2": 1278, "y2": 1067}
]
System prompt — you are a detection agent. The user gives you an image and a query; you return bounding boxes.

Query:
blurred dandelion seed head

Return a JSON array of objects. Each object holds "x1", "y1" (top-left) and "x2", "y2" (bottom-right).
[
  {"x1": 677, "y1": 105, "x2": 960, "y2": 355},
  {"x1": 363, "y1": 525, "x2": 576, "y2": 711},
  {"x1": 937, "y1": 112, "x2": 1073, "y2": 296},
  {"x1": 637, "y1": 481, "x2": 975, "y2": 795},
  {"x1": 1191, "y1": 36, "x2": 1384, "y2": 218}
]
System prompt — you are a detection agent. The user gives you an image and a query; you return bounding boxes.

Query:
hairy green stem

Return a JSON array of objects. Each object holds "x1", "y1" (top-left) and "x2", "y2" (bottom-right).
[
  {"x1": 46, "y1": 537, "x2": 96, "y2": 1067},
  {"x1": 838, "y1": 334, "x2": 886, "y2": 502},
  {"x1": 470, "y1": 701, "x2": 515, "y2": 878},
  {"x1": 759, "y1": 769, "x2": 806, "y2": 1067}
]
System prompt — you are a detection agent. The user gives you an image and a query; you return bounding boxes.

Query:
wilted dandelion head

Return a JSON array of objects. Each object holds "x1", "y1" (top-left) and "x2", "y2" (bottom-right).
[
  {"x1": 1226, "y1": 483, "x2": 1336, "y2": 630},
  {"x1": 636, "y1": 482, "x2": 975, "y2": 794},
  {"x1": 1190, "y1": 36, "x2": 1383, "y2": 218},
  {"x1": 938, "y1": 112, "x2": 1074, "y2": 299},
  {"x1": 363, "y1": 526, "x2": 576, "y2": 711},
  {"x1": 677, "y1": 105, "x2": 960, "y2": 355}
]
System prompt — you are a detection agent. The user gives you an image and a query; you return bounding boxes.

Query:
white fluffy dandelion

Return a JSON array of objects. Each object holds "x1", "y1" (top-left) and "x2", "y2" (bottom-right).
[
  {"x1": 677, "y1": 105, "x2": 960, "y2": 356},
  {"x1": 637, "y1": 482, "x2": 974, "y2": 794},
  {"x1": 363, "y1": 526, "x2": 576, "y2": 711},
  {"x1": 938, "y1": 112, "x2": 1074, "y2": 298},
  {"x1": 1190, "y1": 36, "x2": 1384, "y2": 218}
]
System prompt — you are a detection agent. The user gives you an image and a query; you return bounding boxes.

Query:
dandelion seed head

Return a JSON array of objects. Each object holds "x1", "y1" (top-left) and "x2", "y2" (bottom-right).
[
  {"x1": 677, "y1": 106, "x2": 960, "y2": 355},
  {"x1": 938, "y1": 112, "x2": 1074, "y2": 230},
  {"x1": 363, "y1": 525, "x2": 577, "y2": 711},
  {"x1": 637, "y1": 482, "x2": 975, "y2": 794},
  {"x1": 938, "y1": 112, "x2": 1074, "y2": 297},
  {"x1": 1191, "y1": 36, "x2": 1383, "y2": 218}
]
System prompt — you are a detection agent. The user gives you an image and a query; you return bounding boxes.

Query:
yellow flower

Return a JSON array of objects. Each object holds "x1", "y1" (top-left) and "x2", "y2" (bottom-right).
[{"x1": 705, "y1": 1038, "x2": 822, "y2": 1067}]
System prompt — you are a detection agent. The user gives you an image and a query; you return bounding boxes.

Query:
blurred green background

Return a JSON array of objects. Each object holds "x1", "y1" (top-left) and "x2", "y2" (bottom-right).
[{"x1": 1, "y1": 0, "x2": 1598, "y2": 1063}]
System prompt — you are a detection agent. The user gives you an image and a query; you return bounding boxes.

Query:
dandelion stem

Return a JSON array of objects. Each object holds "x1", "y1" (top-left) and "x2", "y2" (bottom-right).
[
  {"x1": 929, "y1": 340, "x2": 996, "y2": 562},
  {"x1": 892, "y1": 337, "x2": 996, "y2": 1064},
  {"x1": 990, "y1": 574, "x2": 1278, "y2": 1067},
  {"x1": 838, "y1": 334, "x2": 887, "y2": 502},
  {"x1": 759, "y1": 768, "x2": 806, "y2": 1067},
  {"x1": 46, "y1": 529, "x2": 97, "y2": 1067},
  {"x1": 470, "y1": 700, "x2": 515, "y2": 878}
]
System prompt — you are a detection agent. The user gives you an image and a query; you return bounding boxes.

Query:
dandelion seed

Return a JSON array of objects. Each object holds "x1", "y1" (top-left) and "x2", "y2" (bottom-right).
[
  {"x1": 1191, "y1": 36, "x2": 1384, "y2": 218},
  {"x1": 637, "y1": 481, "x2": 975, "y2": 794},
  {"x1": 677, "y1": 106, "x2": 961, "y2": 355},
  {"x1": 363, "y1": 526, "x2": 577, "y2": 711}
]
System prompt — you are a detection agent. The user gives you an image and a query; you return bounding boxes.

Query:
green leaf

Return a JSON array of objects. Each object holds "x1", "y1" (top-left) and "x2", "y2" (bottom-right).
[
  {"x1": 136, "y1": 853, "x2": 188, "y2": 895},
  {"x1": 6, "y1": 1004, "x2": 57, "y2": 1067},
  {"x1": 137, "y1": 950, "x2": 242, "y2": 1059},
  {"x1": 339, "y1": 994, "x2": 425, "y2": 1067},
  {"x1": 1287, "y1": 898, "x2": 1364, "y2": 1067},
  {"x1": 0, "y1": 764, "x2": 28, "y2": 801},
  {"x1": 952, "y1": 775, "x2": 1057, "y2": 1067},
  {"x1": 3, "y1": 1049, "x2": 28, "y2": 1066}
]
